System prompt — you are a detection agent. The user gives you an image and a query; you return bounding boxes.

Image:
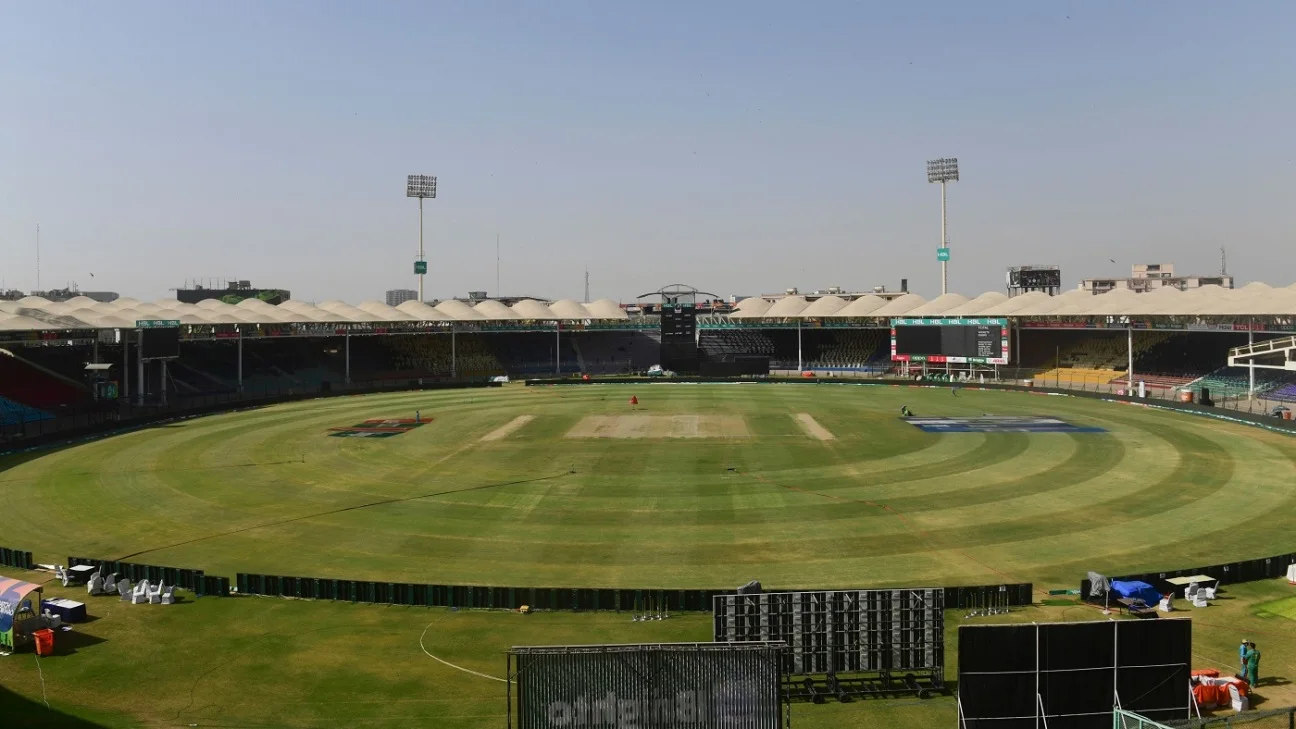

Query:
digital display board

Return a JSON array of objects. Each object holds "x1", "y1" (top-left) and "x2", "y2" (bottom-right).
[
  {"x1": 890, "y1": 318, "x2": 1009, "y2": 365},
  {"x1": 140, "y1": 327, "x2": 181, "y2": 359},
  {"x1": 661, "y1": 303, "x2": 697, "y2": 339}
]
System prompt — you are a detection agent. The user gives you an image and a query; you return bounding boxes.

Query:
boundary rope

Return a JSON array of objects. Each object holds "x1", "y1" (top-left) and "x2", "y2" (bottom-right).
[{"x1": 418, "y1": 621, "x2": 510, "y2": 683}]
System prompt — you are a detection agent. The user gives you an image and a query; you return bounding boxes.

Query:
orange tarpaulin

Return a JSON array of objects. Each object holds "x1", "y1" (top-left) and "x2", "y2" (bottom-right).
[{"x1": 1192, "y1": 674, "x2": 1248, "y2": 708}]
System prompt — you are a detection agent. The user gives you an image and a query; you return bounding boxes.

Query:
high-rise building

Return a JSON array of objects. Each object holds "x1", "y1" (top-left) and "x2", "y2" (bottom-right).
[
  {"x1": 1079, "y1": 263, "x2": 1233, "y2": 294},
  {"x1": 386, "y1": 289, "x2": 418, "y2": 307}
]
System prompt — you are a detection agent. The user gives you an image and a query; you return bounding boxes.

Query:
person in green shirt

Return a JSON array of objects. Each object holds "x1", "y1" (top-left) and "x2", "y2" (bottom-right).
[{"x1": 1244, "y1": 641, "x2": 1261, "y2": 687}]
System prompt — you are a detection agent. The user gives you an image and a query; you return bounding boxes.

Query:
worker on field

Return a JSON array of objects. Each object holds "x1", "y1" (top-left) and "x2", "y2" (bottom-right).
[
  {"x1": 1239, "y1": 639, "x2": 1248, "y2": 675},
  {"x1": 1244, "y1": 641, "x2": 1261, "y2": 688},
  {"x1": 900, "y1": 405, "x2": 913, "y2": 417}
]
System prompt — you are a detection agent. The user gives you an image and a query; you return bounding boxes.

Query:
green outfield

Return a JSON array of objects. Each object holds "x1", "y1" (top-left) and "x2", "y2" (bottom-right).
[
  {"x1": 1, "y1": 569, "x2": 1293, "y2": 728},
  {"x1": 3, "y1": 382, "x2": 1296, "y2": 727},
  {"x1": 3, "y1": 383, "x2": 1296, "y2": 588}
]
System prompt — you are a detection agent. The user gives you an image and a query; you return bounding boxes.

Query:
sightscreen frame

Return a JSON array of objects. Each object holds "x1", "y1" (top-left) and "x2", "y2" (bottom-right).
[
  {"x1": 507, "y1": 642, "x2": 787, "y2": 729},
  {"x1": 713, "y1": 588, "x2": 945, "y2": 699}
]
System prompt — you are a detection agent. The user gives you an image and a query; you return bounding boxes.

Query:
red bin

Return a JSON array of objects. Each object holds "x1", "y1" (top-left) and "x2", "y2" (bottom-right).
[{"x1": 33, "y1": 628, "x2": 55, "y2": 657}]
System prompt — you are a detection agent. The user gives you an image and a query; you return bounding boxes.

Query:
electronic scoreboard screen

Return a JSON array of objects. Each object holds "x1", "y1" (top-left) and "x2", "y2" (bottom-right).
[
  {"x1": 891, "y1": 318, "x2": 1009, "y2": 364},
  {"x1": 660, "y1": 302, "x2": 696, "y2": 339},
  {"x1": 140, "y1": 327, "x2": 181, "y2": 359}
]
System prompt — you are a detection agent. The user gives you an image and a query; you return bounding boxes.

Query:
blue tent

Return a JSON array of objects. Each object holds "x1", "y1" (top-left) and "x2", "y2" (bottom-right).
[{"x1": 1110, "y1": 580, "x2": 1160, "y2": 606}]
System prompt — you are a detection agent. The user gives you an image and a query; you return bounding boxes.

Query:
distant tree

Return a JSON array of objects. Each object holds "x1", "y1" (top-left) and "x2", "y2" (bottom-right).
[
  {"x1": 221, "y1": 294, "x2": 244, "y2": 305},
  {"x1": 256, "y1": 290, "x2": 285, "y2": 303}
]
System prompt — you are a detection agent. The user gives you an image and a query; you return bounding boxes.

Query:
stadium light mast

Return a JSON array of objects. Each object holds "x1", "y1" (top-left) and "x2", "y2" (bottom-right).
[
  {"x1": 406, "y1": 175, "x2": 437, "y2": 302},
  {"x1": 926, "y1": 158, "x2": 959, "y2": 295}
]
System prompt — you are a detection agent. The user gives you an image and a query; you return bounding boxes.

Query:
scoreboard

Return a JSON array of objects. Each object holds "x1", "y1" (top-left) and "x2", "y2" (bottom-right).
[
  {"x1": 660, "y1": 302, "x2": 696, "y2": 340},
  {"x1": 891, "y1": 318, "x2": 1009, "y2": 365}
]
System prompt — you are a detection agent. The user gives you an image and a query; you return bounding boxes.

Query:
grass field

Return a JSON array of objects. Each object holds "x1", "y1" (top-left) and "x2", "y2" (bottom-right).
[
  {"x1": 2, "y1": 383, "x2": 1295, "y2": 588},
  {"x1": 0, "y1": 568, "x2": 1293, "y2": 728},
  {"x1": 2, "y1": 382, "x2": 1296, "y2": 727}
]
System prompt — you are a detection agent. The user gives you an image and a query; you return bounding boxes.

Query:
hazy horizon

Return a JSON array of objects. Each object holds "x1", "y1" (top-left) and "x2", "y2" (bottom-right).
[{"x1": 3, "y1": 1, "x2": 1293, "y2": 304}]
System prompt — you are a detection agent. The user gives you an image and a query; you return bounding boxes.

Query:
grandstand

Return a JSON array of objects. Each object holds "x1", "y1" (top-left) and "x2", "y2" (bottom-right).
[
  {"x1": 806, "y1": 329, "x2": 889, "y2": 370},
  {"x1": 2, "y1": 283, "x2": 1296, "y2": 435},
  {"x1": 573, "y1": 330, "x2": 659, "y2": 375},
  {"x1": 0, "y1": 347, "x2": 90, "y2": 410}
]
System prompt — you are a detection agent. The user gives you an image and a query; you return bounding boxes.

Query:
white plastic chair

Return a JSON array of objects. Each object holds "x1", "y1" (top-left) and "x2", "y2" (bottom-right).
[
  {"x1": 1184, "y1": 583, "x2": 1199, "y2": 600},
  {"x1": 160, "y1": 585, "x2": 175, "y2": 605},
  {"x1": 118, "y1": 579, "x2": 133, "y2": 601},
  {"x1": 131, "y1": 579, "x2": 150, "y2": 605},
  {"x1": 148, "y1": 581, "x2": 164, "y2": 605},
  {"x1": 103, "y1": 573, "x2": 117, "y2": 594},
  {"x1": 1158, "y1": 597, "x2": 1173, "y2": 612},
  {"x1": 55, "y1": 565, "x2": 70, "y2": 587},
  {"x1": 1229, "y1": 684, "x2": 1248, "y2": 712},
  {"x1": 87, "y1": 570, "x2": 105, "y2": 596},
  {"x1": 1192, "y1": 593, "x2": 1209, "y2": 608}
]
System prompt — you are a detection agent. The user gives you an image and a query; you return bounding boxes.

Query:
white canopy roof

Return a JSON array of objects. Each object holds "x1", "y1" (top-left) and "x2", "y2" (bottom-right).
[
  {"x1": 0, "y1": 296, "x2": 628, "y2": 331},
  {"x1": 1, "y1": 285, "x2": 1292, "y2": 333}
]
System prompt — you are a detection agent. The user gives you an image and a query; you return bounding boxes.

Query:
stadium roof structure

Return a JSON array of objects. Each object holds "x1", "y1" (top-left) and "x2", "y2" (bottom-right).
[
  {"x1": 729, "y1": 283, "x2": 1296, "y2": 320},
  {"x1": 2, "y1": 284, "x2": 1295, "y2": 333},
  {"x1": 0, "y1": 295, "x2": 629, "y2": 331}
]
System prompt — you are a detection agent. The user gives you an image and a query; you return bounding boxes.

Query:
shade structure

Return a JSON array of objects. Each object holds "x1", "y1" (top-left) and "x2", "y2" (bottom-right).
[{"x1": 0, "y1": 283, "x2": 1292, "y2": 333}]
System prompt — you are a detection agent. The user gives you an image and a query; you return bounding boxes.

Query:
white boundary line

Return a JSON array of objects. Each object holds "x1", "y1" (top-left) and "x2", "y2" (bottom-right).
[{"x1": 419, "y1": 621, "x2": 510, "y2": 683}]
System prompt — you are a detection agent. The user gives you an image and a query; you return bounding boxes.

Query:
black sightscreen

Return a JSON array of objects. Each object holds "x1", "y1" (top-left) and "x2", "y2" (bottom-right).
[
  {"x1": 958, "y1": 620, "x2": 1190, "y2": 729},
  {"x1": 959, "y1": 624, "x2": 1036, "y2": 729}
]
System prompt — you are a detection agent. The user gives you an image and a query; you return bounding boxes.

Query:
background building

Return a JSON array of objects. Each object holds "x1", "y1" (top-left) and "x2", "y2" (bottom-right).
[
  {"x1": 1079, "y1": 263, "x2": 1233, "y2": 294},
  {"x1": 33, "y1": 288, "x2": 120, "y2": 303},
  {"x1": 176, "y1": 280, "x2": 289, "y2": 305},
  {"x1": 385, "y1": 289, "x2": 418, "y2": 307}
]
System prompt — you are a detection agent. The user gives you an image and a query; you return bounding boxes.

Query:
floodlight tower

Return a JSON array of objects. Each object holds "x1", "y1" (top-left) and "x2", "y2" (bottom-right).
[
  {"x1": 406, "y1": 174, "x2": 437, "y2": 301},
  {"x1": 926, "y1": 158, "x2": 959, "y2": 295}
]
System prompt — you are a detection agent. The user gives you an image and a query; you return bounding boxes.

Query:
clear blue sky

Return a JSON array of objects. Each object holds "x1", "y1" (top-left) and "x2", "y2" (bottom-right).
[{"x1": 2, "y1": 1, "x2": 1292, "y2": 303}]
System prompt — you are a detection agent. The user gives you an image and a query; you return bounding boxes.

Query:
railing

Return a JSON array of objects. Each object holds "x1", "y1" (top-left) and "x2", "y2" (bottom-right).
[
  {"x1": 1229, "y1": 335, "x2": 1296, "y2": 368},
  {"x1": 1113, "y1": 708, "x2": 1177, "y2": 729}
]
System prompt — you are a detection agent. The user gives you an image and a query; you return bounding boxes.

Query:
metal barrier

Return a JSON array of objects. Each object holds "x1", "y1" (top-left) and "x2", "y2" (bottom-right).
[
  {"x1": 1082, "y1": 551, "x2": 1296, "y2": 600},
  {"x1": 0, "y1": 547, "x2": 33, "y2": 570},
  {"x1": 234, "y1": 573, "x2": 1033, "y2": 611},
  {"x1": 67, "y1": 556, "x2": 227, "y2": 596}
]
